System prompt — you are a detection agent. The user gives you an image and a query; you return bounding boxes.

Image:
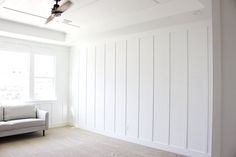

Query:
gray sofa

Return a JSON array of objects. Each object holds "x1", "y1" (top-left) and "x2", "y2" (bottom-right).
[{"x1": 0, "y1": 105, "x2": 49, "y2": 138}]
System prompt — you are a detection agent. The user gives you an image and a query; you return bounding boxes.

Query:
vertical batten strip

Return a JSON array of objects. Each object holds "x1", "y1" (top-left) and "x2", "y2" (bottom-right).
[
  {"x1": 104, "y1": 43, "x2": 106, "y2": 131},
  {"x1": 208, "y1": 24, "x2": 213, "y2": 155},
  {"x1": 152, "y1": 35, "x2": 155, "y2": 142},
  {"x1": 85, "y1": 48, "x2": 88, "y2": 127},
  {"x1": 94, "y1": 46, "x2": 97, "y2": 129},
  {"x1": 137, "y1": 38, "x2": 141, "y2": 139},
  {"x1": 93, "y1": 46, "x2": 96, "y2": 129},
  {"x1": 77, "y1": 49, "x2": 80, "y2": 124},
  {"x1": 206, "y1": 26, "x2": 210, "y2": 154},
  {"x1": 125, "y1": 40, "x2": 128, "y2": 136},
  {"x1": 168, "y1": 32, "x2": 172, "y2": 145},
  {"x1": 29, "y1": 52, "x2": 34, "y2": 102},
  {"x1": 50, "y1": 104, "x2": 53, "y2": 125},
  {"x1": 186, "y1": 29, "x2": 190, "y2": 149},
  {"x1": 114, "y1": 42, "x2": 117, "y2": 134}
]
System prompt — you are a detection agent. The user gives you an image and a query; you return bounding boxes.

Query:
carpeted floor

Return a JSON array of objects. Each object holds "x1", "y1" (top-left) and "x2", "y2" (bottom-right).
[{"x1": 0, "y1": 127, "x2": 184, "y2": 157}]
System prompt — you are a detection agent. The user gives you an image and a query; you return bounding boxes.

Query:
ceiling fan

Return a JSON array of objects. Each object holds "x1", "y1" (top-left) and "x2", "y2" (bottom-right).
[{"x1": 45, "y1": 0, "x2": 73, "y2": 24}]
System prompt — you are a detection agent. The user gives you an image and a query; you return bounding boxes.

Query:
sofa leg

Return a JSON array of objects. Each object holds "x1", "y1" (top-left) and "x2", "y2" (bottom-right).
[{"x1": 43, "y1": 130, "x2": 45, "y2": 136}]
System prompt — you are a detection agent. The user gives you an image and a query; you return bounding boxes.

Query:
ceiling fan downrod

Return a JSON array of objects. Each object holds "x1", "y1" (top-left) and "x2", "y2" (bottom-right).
[{"x1": 52, "y1": 0, "x2": 62, "y2": 15}]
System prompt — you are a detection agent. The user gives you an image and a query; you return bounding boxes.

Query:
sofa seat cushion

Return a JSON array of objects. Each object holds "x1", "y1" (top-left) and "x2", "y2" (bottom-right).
[
  {"x1": 0, "y1": 106, "x2": 3, "y2": 121},
  {"x1": 4, "y1": 105, "x2": 36, "y2": 121},
  {"x1": 8, "y1": 119, "x2": 45, "y2": 129},
  {"x1": 0, "y1": 122, "x2": 13, "y2": 131}
]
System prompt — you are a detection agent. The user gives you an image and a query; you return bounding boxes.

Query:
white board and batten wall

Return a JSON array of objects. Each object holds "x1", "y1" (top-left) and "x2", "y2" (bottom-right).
[
  {"x1": 70, "y1": 21, "x2": 213, "y2": 157},
  {"x1": 0, "y1": 36, "x2": 70, "y2": 128}
]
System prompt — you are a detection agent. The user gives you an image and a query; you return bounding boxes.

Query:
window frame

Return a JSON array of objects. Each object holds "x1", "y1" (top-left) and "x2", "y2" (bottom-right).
[
  {"x1": 31, "y1": 53, "x2": 57, "y2": 101},
  {"x1": 0, "y1": 50, "x2": 57, "y2": 103}
]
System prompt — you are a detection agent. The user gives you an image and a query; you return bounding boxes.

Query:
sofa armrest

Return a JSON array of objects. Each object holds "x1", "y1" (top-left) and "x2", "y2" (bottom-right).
[{"x1": 36, "y1": 109, "x2": 49, "y2": 130}]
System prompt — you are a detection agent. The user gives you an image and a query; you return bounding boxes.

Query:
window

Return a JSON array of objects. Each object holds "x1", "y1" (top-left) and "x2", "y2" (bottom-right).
[
  {"x1": 34, "y1": 55, "x2": 56, "y2": 100},
  {"x1": 0, "y1": 51, "x2": 29, "y2": 102},
  {"x1": 0, "y1": 51, "x2": 56, "y2": 103}
]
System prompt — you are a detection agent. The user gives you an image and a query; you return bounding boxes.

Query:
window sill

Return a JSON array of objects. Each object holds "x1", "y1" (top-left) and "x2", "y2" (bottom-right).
[{"x1": 25, "y1": 99, "x2": 57, "y2": 104}]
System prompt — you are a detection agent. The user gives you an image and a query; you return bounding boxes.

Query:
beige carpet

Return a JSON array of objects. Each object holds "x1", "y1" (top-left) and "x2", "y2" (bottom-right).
[{"x1": 0, "y1": 127, "x2": 184, "y2": 157}]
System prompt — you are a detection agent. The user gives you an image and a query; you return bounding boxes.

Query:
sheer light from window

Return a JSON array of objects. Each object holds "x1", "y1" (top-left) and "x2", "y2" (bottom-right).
[
  {"x1": 0, "y1": 51, "x2": 56, "y2": 103},
  {"x1": 0, "y1": 51, "x2": 29, "y2": 102},
  {"x1": 34, "y1": 54, "x2": 56, "y2": 100}
]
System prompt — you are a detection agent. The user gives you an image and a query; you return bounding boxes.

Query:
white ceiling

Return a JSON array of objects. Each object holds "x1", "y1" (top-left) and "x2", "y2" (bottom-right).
[{"x1": 0, "y1": 0, "x2": 211, "y2": 44}]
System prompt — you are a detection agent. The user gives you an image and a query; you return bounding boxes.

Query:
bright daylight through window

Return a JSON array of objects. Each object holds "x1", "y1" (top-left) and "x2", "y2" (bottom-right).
[
  {"x1": 34, "y1": 54, "x2": 56, "y2": 100},
  {"x1": 0, "y1": 51, "x2": 56, "y2": 103}
]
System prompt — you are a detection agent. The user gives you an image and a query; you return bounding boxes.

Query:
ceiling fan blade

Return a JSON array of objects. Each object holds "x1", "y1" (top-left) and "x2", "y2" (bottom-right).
[
  {"x1": 57, "y1": 0, "x2": 73, "y2": 13},
  {"x1": 45, "y1": 14, "x2": 55, "y2": 24}
]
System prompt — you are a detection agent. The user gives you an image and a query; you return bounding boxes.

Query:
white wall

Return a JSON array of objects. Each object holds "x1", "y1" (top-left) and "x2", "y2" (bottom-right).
[
  {"x1": 0, "y1": 36, "x2": 70, "y2": 127},
  {"x1": 211, "y1": 0, "x2": 222, "y2": 157},
  {"x1": 70, "y1": 21, "x2": 212, "y2": 157},
  {"x1": 216, "y1": 0, "x2": 236, "y2": 157}
]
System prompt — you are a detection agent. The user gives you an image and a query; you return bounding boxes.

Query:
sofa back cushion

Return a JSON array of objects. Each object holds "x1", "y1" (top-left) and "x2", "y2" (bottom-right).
[
  {"x1": 0, "y1": 106, "x2": 3, "y2": 121},
  {"x1": 4, "y1": 105, "x2": 36, "y2": 121}
]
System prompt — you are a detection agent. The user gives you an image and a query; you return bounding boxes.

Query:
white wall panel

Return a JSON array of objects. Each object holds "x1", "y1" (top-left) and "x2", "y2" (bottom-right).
[
  {"x1": 69, "y1": 49, "x2": 79, "y2": 125},
  {"x1": 139, "y1": 36, "x2": 154, "y2": 141},
  {"x1": 126, "y1": 38, "x2": 139, "y2": 138},
  {"x1": 52, "y1": 98, "x2": 63, "y2": 124},
  {"x1": 71, "y1": 22, "x2": 212, "y2": 157},
  {"x1": 78, "y1": 47, "x2": 87, "y2": 127},
  {"x1": 169, "y1": 30, "x2": 188, "y2": 148},
  {"x1": 87, "y1": 46, "x2": 96, "y2": 129},
  {"x1": 95, "y1": 44, "x2": 105, "y2": 131},
  {"x1": 55, "y1": 51, "x2": 68, "y2": 124},
  {"x1": 153, "y1": 32, "x2": 170, "y2": 145},
  {"x1": 115, "y1": 40, "x2": 127, "y2": 136},
  {"x1": 188, "y1": 27, "x2": 209, "y2": 153},
  {"x1": 105, "y1": 41, "x2": 116, "y2": 133}
]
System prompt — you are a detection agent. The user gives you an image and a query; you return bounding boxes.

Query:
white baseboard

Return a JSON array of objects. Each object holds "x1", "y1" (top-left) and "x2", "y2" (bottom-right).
[
  {"x1": 50, "y1": 122, "x2": 68, "y2": 128},
  {"x1": 74, "y1": 124, "x2": 211, "y2": 157}
]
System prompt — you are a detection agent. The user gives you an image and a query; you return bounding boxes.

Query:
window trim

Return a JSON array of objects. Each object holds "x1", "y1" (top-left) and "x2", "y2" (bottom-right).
[
  {"x1": 31, "y1": 53, "x2": 57, "y2": 101},
  {"x1": 0, "y1": 51, "x2": 57, "y2": 102}
]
